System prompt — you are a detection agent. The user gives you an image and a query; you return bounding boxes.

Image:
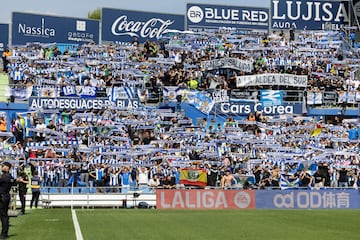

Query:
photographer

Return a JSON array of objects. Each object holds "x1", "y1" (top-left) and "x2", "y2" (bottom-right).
[{"x1": 16, "y1": 166, "x2": 29, "y2": 215}]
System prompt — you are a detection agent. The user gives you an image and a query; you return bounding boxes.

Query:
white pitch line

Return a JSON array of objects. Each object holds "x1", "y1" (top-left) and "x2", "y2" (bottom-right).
[{"x1": 71, "y1": 209, "x2": 84, "y2": 240}]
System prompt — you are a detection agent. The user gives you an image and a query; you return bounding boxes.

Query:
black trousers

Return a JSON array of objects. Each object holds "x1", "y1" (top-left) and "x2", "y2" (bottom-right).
[
  {"x1": 30, "y1": 191, "x2": 40, "y2": 208},
  {"x1": 19, "y1": 191, "x2": 26, "y2": 213},
  {"x1": 0, "y1": 194, "x2": 10, "y2": 237}
]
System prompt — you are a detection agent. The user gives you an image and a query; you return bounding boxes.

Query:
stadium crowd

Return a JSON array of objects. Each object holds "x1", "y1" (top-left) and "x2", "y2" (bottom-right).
[{"x1": 1, "y1": 27, "x2": 360, "y2": 192}]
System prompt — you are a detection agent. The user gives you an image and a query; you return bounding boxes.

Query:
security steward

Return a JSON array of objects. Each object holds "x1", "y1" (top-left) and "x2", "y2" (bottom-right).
[
  {"x1": 0, "y1": 162, "x2": 14, "y2": 239},
  {"x1": 16, "y1": 166, "x2": 28, "y2": 215}
]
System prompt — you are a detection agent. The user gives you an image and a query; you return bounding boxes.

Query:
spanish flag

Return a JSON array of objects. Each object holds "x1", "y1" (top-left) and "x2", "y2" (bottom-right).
[
  {"x1": 310, "y1": 124, "x2": 322, "y2": 137},
  {"x1": 180, "y1": 168, "x2": 207, "y2": 187}
]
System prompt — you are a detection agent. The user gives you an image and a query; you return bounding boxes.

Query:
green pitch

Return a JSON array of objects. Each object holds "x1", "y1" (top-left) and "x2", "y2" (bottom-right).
[{"x1": 9, "y1": 208, "x2": 360, "y2": 240}]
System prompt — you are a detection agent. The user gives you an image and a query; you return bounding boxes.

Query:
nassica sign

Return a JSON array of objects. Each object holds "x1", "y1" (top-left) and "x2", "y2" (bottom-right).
[
  {"x1": 186, "y1": 3, "x2": 269, "y2": 32},
  {"x1": 271, "y1": 0, "x2": 350, "y2": 30},
  {"x1": 101, "y1": 8, "x2": 184, "y2": 43},
  {"x1": 12, "y1": 12, "x2": 100, "y2": 45},
  {"x1": 157, "y1": 190, "x2": 255, "y2": 209},
  {"x1": 0, "y1": 24, "x2": 9, "y2": 56}
]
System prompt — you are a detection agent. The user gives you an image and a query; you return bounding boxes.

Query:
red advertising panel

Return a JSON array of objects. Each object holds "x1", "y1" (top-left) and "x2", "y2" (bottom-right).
[{"x1": 156, "y1": 189, "x2": 255, "y2": 209}]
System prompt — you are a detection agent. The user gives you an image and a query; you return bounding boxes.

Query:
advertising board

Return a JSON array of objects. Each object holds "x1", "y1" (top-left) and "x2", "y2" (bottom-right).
[
  {"x1": 186, "y1": 3, "x2": 269, "y2": 32},
  {"x1": 271, "y1": 0, "x2": 350, "y2": 30},
  {"x1": 0, "y1": 24, "x2": 9, "y2": 56},
  {"x1": 101, "y1": 8, "x2": 184, "y2": 43},
  {"x1": 157, "y1": 189, "x2": 360, "y2": 209},
  {"x1": 12, "y1": 12, "x2": 100, "y2": 45},
  {"x1": 256, "y1": 190, "x2": 360, "y2": 209},
  {"x1": 156, "y1": 190, "x2": 255, "y2": 209},
  {"x1": 214, "y1": 101, "x2": 303, "y2": 116},
  {"x1": 28, "y1": 97, "x2": 139, "y2": 110}
]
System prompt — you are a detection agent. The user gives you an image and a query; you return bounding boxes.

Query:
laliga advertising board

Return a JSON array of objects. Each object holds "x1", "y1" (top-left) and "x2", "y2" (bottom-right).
[
  {"x1": 186, "y1": 3, "x2": 269, "y2": 32},
  {"x1": 157, "y1": 190, "x2": 255, "y2": 209},
  {"x1": 157, "y1": 189, "x2": 360, "y2": 209},
  {"x1": 271, "y1": 0, "x2": 357, "y2": 30},
  {"x1": 0, "y1": 24, "x2": 9, "y2": 56},
  {"x1": 12, "y1": 12, "x2": 100, "y2": 45},
  {"x1": 101, "y1": 8, "x2": 185, "y2": 43}
]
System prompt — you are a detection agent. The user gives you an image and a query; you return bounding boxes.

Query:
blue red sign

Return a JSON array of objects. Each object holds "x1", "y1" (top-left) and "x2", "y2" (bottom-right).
[
  {"x1": 101, "y1": 8, "x2": 185, "y2": 43},
  {"x1": 0, "y1": 24, "x2": 9, "y2": 55},
  {"x1": 271, "y1": 0, "x2": 350, "y2": 30},
  {"x1": 186, "y1": 3, "x2": 269, "y2": 32},
  {"x1": 12, "y1": 12, "x2": 100, "y2": 45}
]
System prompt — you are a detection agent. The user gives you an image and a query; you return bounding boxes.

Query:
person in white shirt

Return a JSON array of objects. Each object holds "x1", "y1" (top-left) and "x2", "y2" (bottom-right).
[
  {"x1": 138, "y1": 166, "x2": 149, "y2": 189},
  {"x1": 35, "y1": 119, "x2": 47, "y2": 141},
  {"x1": 148, "y1": 174, "x2": 160, "y2": 192},
  {"x1": 108, "y1": 168, "x2": 121, "y2": 192}
]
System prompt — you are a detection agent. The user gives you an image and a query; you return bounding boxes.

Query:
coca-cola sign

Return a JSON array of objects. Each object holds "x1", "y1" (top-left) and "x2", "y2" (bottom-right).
[
  {"x1": 102, "y1": 8, "x2": 184, "y2": 42},
  {"x1": 111, "y1": 15, "x2": 174, "y2": 38}
]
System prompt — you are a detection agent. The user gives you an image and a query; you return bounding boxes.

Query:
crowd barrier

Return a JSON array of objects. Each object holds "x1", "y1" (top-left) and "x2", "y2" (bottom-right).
[{"x1": 14, "y1": 187, "x2": 156, "y2": 209}]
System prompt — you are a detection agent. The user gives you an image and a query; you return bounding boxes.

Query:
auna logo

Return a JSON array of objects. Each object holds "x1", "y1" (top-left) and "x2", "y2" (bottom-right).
[
  {"x1": 187, "y1": 6, "x2": 204, "y2": 23},
  {"x1": 18, "y1": 18, "x2": 55, "y2": 37}
]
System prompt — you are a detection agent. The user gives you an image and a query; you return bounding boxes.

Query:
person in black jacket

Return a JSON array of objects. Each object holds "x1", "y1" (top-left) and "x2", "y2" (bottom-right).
[
  {"x1": 0, "y1": 162, "x2": 14, "y2": 239},
  {"x1": 16, "y1": 166, "x2": 29, "y2": 215}
]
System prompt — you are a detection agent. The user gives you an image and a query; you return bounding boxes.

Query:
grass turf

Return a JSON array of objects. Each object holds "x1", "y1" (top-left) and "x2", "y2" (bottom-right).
[
  {"x1": 9, "y1": 208, "x2": 360, "y2": 240},
  {"x1": 9, "y1": 208, "x2": 75, "y2": 240}
]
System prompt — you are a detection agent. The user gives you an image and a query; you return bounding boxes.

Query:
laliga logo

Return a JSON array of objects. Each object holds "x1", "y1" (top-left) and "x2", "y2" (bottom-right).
[
  {"x1": 111, "y1": 15, "x2": 174, "y2": 38},
  {"x1": 234, "y1": 192, "x2": 251, "y2": 208},
  {"x1": 188, "y1": 6, "x2": 204, "y2": 23}
]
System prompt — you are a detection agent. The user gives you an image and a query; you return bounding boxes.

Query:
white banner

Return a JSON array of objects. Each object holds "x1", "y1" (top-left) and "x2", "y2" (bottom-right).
[
  {"x1": 107, "y1": 86, "x2": 137, "y2": 102},
  {"x1": 211, "y1": 89, "x2": 229, "y2": 103},
  {"x1": 163, "y1": 86, "x2": 184, "y2": 102},
  {"x1": 307, "y1": 92, "x2": 322, "y2": 105},
  {"x1": 5, "y1": 86, "x2": 33, "y2": 100},
  {"x1": 36, "y1": 86, "x2": 58, "y2": 97},
  {"x1": 339, "y1": 91, "x2": 357, "y2": 104},
  {"x1": 201, "y1": 58, "x2": 253, "y2": 72},
  {"x1": 236, "y1": 74, "x2": 308, "y2": 87}
]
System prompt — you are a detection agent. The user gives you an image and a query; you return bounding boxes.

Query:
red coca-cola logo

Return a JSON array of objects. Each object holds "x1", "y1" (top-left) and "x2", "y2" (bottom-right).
[{"x1": 111, "y1": 15, "x2": 174, "y2": 38}]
